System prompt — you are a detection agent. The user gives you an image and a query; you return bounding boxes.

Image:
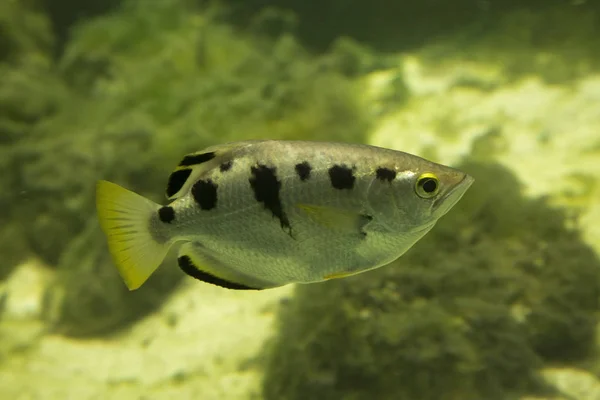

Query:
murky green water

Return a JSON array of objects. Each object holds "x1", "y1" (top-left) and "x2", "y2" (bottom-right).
[{"x1": 1, "y1": 1, "x2": 600, "y2": 399}]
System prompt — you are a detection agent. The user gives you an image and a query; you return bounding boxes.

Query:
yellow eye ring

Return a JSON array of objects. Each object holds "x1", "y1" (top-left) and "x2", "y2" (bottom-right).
[{"x1": 415, "y1": 173, "x2": 440, "y2": 198}]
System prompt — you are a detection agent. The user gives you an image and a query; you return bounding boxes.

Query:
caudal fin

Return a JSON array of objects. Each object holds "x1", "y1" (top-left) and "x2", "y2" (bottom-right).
[{"x1": 96, "y1": 180, "x2": 170, "y2": 290}]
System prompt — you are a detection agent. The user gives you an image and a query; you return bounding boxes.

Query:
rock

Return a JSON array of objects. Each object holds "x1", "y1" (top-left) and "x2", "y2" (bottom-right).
[
  {"x1": 0, "y1": 259, "x2": 54, "y2": 321},
  {"x1": 0, "y1": 279, "x2": 293, "y2": 399},
  {"x1": 0, "y1": 259, "x2": 53, "y2": 364},
  {"x1": 541, "y1": 368, "x2": 600, "y2": 400},
  {"x1": 369, "y1": 55, "x2": 600, "y2": 256},
  {"x1": 226, "y1": 0, "x2": 600, "y2": 53}
]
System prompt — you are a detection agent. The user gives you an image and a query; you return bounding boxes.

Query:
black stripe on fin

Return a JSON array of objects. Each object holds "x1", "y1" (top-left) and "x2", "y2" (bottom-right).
[
  {"x1": 166, "y1": 168, "x2": 193, "y2": 198},
  {"x1": 178, "y1": 151, "x2": 216, "y2": 167},
  {"x1": 177, "y1": 255, "x2": 261, "y2": 290}
]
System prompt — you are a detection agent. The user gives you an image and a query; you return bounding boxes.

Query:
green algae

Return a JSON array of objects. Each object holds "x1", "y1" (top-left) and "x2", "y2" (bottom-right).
[
  {"x1": 0, "y1": 0, "x2": 68, "y2": 274},
  {"x1": 418, "y1": 5, "x2": 600, "y2": 84},
  {"x1": 42, "y1": 218, "x2": 182, "y2": 337},
  {"x1": 228, "y1": 0, "x2": 598, "y2": 56}
]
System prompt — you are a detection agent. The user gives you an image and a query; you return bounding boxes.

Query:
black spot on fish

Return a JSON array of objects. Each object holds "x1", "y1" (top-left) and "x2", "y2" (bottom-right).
[
  {"x1": 178, "y1": 256, "x2": 260, "y2": 290},
  {"x1": 249, "y1": 164, "x2": 291, "y2": 232},
  {"x1": 192, "y1": 179, "x2": 218, "y2": 210},
  {"x1": 376, "y1": 167, "x2": 396, "y2": 182},
  {"x1": 295, "y1": 161, "x2": 312, "y2": 181},
  {"x1": 328, "y1": 164, "x2": 355, "y2": 190},
  {"x1": 178, "y1": 151, "x2": 216, "y2": 167},
  {"x1": 158, "y1": 206, "x2": 175, "y2": 223},
  {"x1": 219, "y1": 160, "x2": 233, "y2": 172},
  {"x1": 166, "y1": 168, "x2": 192, "y2": 198}
]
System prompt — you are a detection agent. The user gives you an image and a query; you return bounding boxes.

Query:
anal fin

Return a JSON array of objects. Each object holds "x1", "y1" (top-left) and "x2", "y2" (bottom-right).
[{"x1": 177, "y1": 242, "x2": 273, "y2": 290}]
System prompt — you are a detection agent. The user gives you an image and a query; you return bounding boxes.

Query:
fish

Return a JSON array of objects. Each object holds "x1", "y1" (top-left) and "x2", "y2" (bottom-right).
[{"x1": 96, "y1": 140, "x2": 474, "y2": 291}]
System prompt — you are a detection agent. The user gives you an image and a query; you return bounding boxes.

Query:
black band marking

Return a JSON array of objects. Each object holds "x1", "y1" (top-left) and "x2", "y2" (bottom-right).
[{"x1": 249, "y1": 164, "x2": 291, "y2": 232}]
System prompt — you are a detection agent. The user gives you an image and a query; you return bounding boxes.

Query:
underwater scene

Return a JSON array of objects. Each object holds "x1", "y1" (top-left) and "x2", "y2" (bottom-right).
[{"x1": 2, "y1": 0, "x2": 600, "y2": 399}]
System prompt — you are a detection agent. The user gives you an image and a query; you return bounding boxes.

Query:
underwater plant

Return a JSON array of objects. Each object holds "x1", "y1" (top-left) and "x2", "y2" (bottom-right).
[
  {"x1": 0, "y1": 0, "x2": 68, "y2": 274},
  {"x1": 228, "y1": 0, "x2": 599, "y2": 54}
]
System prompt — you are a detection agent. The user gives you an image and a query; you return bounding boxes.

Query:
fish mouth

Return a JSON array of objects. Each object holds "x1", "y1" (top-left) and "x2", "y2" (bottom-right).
[{"x1": 433, "y1": 173, "x2": 474, "y2": 217}]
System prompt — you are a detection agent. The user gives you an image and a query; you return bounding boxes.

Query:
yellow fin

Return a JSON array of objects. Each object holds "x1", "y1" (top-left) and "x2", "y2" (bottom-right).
[
  {"x1": 297, "y1": 204, "x2": 371, "y2": 233},
  {"x1": 177, "y1": 242, "x2": 274, "y2": 290},
  {"x1": 96, "y1": 180, "x2": 170, "y2": 290}
]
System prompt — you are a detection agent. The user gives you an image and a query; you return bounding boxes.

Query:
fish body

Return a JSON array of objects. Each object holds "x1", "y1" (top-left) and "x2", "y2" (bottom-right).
[{"x1": 96, "y1": 140, "x2": 473, "y2": 290}]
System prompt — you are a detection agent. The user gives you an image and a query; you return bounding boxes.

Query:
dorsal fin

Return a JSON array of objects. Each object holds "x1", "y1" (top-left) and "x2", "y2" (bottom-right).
[{"x1": 165, "y1": 141, "x2": 262, "y2": 200}]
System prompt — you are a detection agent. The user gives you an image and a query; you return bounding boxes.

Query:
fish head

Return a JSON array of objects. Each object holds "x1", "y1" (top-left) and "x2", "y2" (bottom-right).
[{"x1": 374, "y1": 161, "x2": 474, "y2": 232}]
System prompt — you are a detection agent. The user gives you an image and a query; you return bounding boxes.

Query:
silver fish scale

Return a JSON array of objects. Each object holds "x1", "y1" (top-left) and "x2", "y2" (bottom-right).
[{"x1": 152, "y1": 141, "x2": 467, "y2": 286}]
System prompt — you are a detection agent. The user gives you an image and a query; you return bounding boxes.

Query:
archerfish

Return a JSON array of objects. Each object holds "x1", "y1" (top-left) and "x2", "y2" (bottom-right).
[{"x1": 96, "y1": 140, "x2": 474, "y2": 291}]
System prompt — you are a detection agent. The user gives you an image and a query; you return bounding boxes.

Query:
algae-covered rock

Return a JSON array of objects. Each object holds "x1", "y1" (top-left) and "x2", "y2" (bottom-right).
[
  {"x1": 0, "y1": 0, "x2": 68, "y2": 274},
  {"x1": 540, "y1": 368, "x2": 600, "y2": 400},
  {"x1": 40, "y1": 0, "x2": 120, "y2": 50},
  {"x1": 42, "y1": 218, "x2": 181, "y2": 337},
  {"x1": 229, "y1": 0, "x2": 599, "y2": 54},
  {"x1": 262, "y1": 159, "x2": 600, "y2": 400},
  {"x1": 438, "y1": 6, "x2": 600, "y2": 84},
  {"x1": 0, "y1": 0, "x2": 54, "y2": 62},
  {"x1": 0, "y1": 0, "x2": 61, "y2": 144},
  {"x1": 231, "y1": 2, "x2": 600, "y2": 87}
]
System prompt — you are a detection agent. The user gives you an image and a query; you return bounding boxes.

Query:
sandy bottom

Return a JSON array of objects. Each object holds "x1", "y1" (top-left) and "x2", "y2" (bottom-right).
[{"x1": 0, "y1": 270, "x2": 293, "y2": 400}]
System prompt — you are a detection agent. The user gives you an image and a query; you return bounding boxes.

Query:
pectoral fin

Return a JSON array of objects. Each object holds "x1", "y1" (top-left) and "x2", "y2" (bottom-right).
[{"x1": 297, "y1": 204, "x2": 372, "y2": 234}]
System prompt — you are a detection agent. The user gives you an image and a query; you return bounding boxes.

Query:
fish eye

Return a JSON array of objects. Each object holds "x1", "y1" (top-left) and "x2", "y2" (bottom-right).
[{"x1": 415, "y1": 173, "x2": 440, "y2": 198}]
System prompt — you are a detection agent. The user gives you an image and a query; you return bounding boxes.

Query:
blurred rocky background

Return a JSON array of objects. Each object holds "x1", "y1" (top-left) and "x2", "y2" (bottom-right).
[{"x1": 0, "y1": 0, "x2": 599, "y2": 399}]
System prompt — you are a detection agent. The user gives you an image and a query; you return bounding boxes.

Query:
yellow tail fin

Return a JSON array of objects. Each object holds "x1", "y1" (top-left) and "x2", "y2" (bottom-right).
[{"x1": 96, "y1": 180, "x2": 170, "y2": 290}]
